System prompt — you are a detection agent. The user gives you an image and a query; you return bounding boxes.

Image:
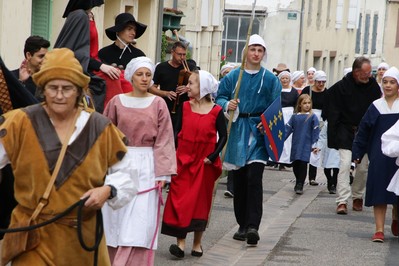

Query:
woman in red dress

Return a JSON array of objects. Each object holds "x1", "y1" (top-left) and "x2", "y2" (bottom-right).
[{"x1": 161, "y1": 70, "x2": 227, "y2": 258}]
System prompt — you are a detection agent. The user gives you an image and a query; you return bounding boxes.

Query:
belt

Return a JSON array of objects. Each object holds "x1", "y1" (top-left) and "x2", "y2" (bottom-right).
[
  {"x1": 18, "y1": 205, "x2": 93, "y2": 228},
  {"x1": 238, "y1": 112, "x2": 262, "y2": 118}
]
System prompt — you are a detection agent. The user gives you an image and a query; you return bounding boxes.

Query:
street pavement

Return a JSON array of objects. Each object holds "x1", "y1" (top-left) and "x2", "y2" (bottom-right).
[{"x1": 155, "y1": 166, "x2": 399, "y2": 266}]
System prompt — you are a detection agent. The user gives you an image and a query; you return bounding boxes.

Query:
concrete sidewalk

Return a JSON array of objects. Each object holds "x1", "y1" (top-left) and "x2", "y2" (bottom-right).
[{"x1": 156, "y1": 166, "x2": 399, "y2": 266}]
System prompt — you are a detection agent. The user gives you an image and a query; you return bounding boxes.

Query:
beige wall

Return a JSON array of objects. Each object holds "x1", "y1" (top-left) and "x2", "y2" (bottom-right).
[
  {"x1": 300, "y1": 0, "x2": 357, "y2": 85},
  {"x1": 0, "y1": 0, "x2": 32, "y2": 69},
  {"x1": 383, "y1": 3, "x2": 399, "y2": 67},
  {"x1": 0, "y1": 0, "x2": 159, "y2": 69}
]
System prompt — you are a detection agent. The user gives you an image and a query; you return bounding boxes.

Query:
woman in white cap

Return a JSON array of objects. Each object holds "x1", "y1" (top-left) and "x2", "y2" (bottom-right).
[
  {"x1": 162, "y1": 70, "x2": 227, "y2": 258},
  {"x1": 301, "y1": 70, "x2": 328, "y2": 187},
  {"x1": 291, "y1": 70, "x2": 306, "y2": 94},
  {"x1": 276, "y1": 71, "x2": 298, "y2": 170},
  {"x1": 102, "y1": 56, "x2": 176, "y2": 265},
  {"x1": 376, "y1": 62, "x2": 390, "y2": 92},
  {"x1": 306, "y1": 67, "x2": 316, "y2": 87},
  {"x1": 355, "y1": 66, "x2": 399, "y2": 243}
]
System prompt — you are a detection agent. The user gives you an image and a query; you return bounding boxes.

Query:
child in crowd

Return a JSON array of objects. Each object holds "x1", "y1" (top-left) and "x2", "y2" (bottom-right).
[
  {"x1": 285, "y1": 94, "x2": 320, "y2": 194},
  {"x1": 162, "y1": 70, "x2": 227, "y2": 258},
  {"x1": 353, "y1": 66, "x2": 399, "y2": 243}
]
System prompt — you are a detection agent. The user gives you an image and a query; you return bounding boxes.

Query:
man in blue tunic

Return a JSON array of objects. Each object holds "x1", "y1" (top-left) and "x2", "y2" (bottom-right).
[{"x1": 216, "y1": 34, "x2": 281, "y2": 245}]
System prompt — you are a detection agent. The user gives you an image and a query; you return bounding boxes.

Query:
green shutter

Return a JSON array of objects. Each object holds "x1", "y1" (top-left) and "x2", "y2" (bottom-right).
[{"x1": 31, "y1": 0, "x2": 52, "y2": 40}]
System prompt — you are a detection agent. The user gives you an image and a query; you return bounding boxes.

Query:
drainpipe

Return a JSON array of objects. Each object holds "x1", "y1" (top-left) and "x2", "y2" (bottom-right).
[
  {"x1": 155, "y1": 0, "x2": 164, "y2": 62},
  {"x1": 297, "y1": 0, "x2": 305, "y2": 70}
]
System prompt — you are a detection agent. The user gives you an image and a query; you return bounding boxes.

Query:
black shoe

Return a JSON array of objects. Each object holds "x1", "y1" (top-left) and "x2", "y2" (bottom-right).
[
  {"x1": 329, "y1": 184, "x2": 336, "y2": 194},
  {"x1": 246, "y1": 228, "x2": 260, "y2": 245},
  {"x1": 294, "y1": 183, "x2": 303, "y2": 195},
  {"x1": 233, "y1": 228, "x2": 247, "y2": 241},
  {"x1": 169, "y1": 244, "x2": 184, "y2": 258},
  {"x1": 309, "y1": 180, "x2": 319, "y2": 186},
  {"x1": 191, "y1": 246, "x2": 203, "y2": 257},
  {"x1": 224, "y1": 190, "x2": 234, "y2": 198},
  {"x1": 278, "y1": 165, "x2": 286, "y2": 171}
]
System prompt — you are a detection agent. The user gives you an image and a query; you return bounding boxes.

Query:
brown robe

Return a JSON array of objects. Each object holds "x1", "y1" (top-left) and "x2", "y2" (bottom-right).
[{"x1": 0, "y1": 104, "x2": 127, "y2": 266}]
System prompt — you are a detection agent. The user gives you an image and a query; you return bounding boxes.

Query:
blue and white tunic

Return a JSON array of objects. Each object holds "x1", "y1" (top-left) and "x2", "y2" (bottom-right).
[{"x1": 216, "y1": 67, "x2": 281, "y2": 169}]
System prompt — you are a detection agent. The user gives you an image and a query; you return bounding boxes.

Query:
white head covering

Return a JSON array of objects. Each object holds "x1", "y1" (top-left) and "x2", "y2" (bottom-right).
[
  {"x1": 307, "y1": 67, "x2": 316, "y2": 73},
  {"x1": 343, "y1": 67, "x2": 352, "y2": 76},
  {"x1": 382, "y1": 66, "x2": 399, "y2": 85},
  {"x1": 278, "y1": 71, "x2": 291, "y2": 80},
  {"x1": 314, "y1": 70, "x2": 327, "y2": 81},
  {"x1": 378, "y1": 62, "x2": 390, "y2": 70},
  {"x1": 220, "y1": 62, "x2": 237, "y2": 77},
  {"x1": 199, "y1": 70, "x2": 218, "y2": 99},
  {"x1": 291, "y1": 70, "x2": 304, "y2": 83},
  {"x1": 124, "y1": 56, "x2": 155, "y2": 84}
]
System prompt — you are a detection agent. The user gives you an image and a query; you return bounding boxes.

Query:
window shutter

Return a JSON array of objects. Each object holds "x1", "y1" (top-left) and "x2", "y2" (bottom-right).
[
  {"x1": 31, "y1": 0, "x2": 52, "y2": 40},
  {"x1": 355, "y1": 13, "x2": 362, "y2": 54},
  {"x1": 347, "y1": 0, "x2": 358, "y2": 29},
  {"x1": 335, "y1": 0, "x2": 343, "y2": 29},
  {"x1": 371, "y1": 14, "x2": 378, "y2": 54},
  {"x1": 363, "y1": 14, "x2": 370, "y2": 54}
]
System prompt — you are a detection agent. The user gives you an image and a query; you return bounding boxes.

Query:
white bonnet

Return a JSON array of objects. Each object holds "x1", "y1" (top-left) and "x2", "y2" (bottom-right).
[
  {"x1": 199, "y1": 70, "x2": 218, "y2": 99},
  {"x1": 124, "y1": 56, "x2": 155, "y2": 83},
  {"x1": 278, "y1": 71, "x2": 291, "y2": 80},
  {"x1": 382, "y1": 66, "x2": 399, "y2": 85},
  {"x1": 220, "y1": 63, "x2": 237, "y2": 77},
  {"x1": 307, "y1": 67, "x2": 316, "y2": 73},
  {"x1": 314, "y1": 70, "x2": 327, "y2": 81},
  {"x1": 378, "y1": 62, "x2": 390, "y2": 70},
  {"x1": 291, "y1": 70, "x2": 304, "y2": 83}
]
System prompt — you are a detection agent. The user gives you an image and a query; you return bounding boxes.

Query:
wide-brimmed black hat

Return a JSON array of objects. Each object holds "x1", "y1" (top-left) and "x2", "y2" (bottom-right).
[{"x1": 105, "y1": 13, "x2": 147, "y2": 41}]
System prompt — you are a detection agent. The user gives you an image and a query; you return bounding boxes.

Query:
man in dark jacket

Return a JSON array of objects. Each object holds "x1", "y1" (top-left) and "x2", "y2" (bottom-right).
[{"x1": 325, "y1": 56, "x2": 381, "y2": 215}]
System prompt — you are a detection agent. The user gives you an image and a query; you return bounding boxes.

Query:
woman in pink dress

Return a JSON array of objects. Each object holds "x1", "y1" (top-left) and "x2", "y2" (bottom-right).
[{"x1": 102, "y1": 57, "x2": 176, "y2": 266}]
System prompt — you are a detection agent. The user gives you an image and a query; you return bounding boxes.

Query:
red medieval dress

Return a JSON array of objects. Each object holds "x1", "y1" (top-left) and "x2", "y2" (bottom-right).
[{"x1": 161, "y1": 101, "x2": 227, "y2": 238}]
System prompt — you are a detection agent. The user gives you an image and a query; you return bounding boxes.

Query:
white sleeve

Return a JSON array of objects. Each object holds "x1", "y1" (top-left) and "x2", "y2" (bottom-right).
[
  {"x1": 0, "y1": 140, "x2": 10, "y2": 169},
  {"x1": 223, "y1": 104, "x2": 239, "y2": 122},
  {"x1": 155, "y1": 175, "x2": 171, "y2": 182},
  {"x1": 381, "y1": 121, "x2": 399, "y2": 158},
  {"x1": 104, "y1": 155, "x2": 138, "y2": 210}
]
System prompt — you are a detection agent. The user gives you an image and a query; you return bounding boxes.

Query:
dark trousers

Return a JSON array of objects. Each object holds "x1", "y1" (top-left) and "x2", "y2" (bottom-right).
[
  {"x1": 308, "y1": 164, "x2": 317, "y2": 181},
  {"x1": 226, "y1": 171, "x2": 234, "y2": 192},
  {"x1": 232, "y1": 162, "x2": 264, "y2": 230},
  {"x1": 292, "y1": 160, "x2": 308, "y2": 184}
]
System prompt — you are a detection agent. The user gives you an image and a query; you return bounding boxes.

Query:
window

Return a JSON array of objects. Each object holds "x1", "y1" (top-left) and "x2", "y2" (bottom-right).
[
  {"x1": 31, "y1": 0, "x2": 52, "y2": 40},
  {"x1": 221, "y1": 11, "x2": 264, "y2": 63}
]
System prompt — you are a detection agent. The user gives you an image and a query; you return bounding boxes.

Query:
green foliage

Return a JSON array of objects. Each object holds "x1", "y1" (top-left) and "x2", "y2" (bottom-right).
[{"x1": 161, "y1": 32, "x2": 168, "y2": 62}]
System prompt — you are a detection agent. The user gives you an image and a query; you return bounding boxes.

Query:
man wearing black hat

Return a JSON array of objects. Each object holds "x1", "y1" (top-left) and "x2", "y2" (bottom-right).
[{"x1": 98, "y1": 13, "x2": 146, "y2": 70}]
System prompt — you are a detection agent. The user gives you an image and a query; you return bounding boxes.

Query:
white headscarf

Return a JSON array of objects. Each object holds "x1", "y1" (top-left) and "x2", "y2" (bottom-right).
[
  {"x1": 291, "y1": 70, "x2": 304, "y2": 83},
  {"x1": 199, "y1": 70, "x2": 218, "y2": 99},
  {"x1": 343, "y1": 67, "x2": 352, "y2": 76},
  {"x1": 124, "y1": 56, "x2": 155, "y2": 84},
  {"x1": 378, "y1": 62, "x2": 390, "y2": 71},
  {"x1": 220, "y1": 63, "x2": 237, "y2": 77},
  {"x1": 278, "y1": 71, "x2": 291, "y2": 80},
  {"x1": 307, "y1": 67, "x2": 316, "y2": 74},
  {"x1": 314, "y1": 70, "x2": 327, "y2": 81},
  {"x1": 382, "y1": 66, "x2": 399, "y2": 85}
]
